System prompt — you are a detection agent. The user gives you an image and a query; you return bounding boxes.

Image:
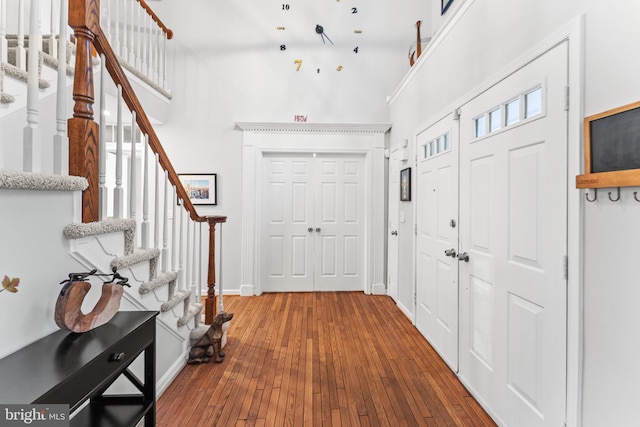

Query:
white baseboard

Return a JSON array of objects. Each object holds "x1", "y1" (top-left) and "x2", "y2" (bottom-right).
[
  {"x1": 156, "y1": 348, "x2": 188, "y2": 397},
  {"x1": 371, "y1": 283, "x2": 386, "y2": 295},
  {"x1": 240, "y1": 284, "x2": 254, "y2": 296},
  {"x1": 396, "y1": 300, "x2": 415, "y2": 323}
]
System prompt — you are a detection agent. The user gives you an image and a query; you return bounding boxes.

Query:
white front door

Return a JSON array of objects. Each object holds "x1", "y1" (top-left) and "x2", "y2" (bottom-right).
[
  {"x1": 387, "y1": 149, "x2": 402, "y2": 301},
  {"x1": 458, "y1": 42, "x2": 568, "y2": 426},
  {"x1": 262, "y1": 153, "x2": 365, "y2": 292},
  {"x1": 415, "y1": 114, "x2": 459, "y2": 371}
]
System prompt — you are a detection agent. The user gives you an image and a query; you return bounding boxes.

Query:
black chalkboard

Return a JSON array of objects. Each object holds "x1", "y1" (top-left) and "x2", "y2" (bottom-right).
[{"x1": 590, "y1": 105, "x2": 640, "y2": 173}]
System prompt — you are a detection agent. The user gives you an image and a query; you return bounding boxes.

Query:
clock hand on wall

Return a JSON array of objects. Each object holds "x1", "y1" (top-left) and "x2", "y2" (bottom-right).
[{"x1": 315, "y1": 25, "x2": 334, "y2": 45}]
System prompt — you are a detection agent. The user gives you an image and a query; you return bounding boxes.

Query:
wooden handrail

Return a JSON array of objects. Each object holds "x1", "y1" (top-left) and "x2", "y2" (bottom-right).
[
  {"x1": 137, "y1": 0, "x2": 173, "y2": 39},
  {"x1": 68, "y1": 0, "x2": 186, "y2": 222}
]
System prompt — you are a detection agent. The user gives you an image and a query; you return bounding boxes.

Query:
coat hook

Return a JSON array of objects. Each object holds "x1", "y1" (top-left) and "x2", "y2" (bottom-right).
[
  {"x1": 634, "y1": 191, "x2": 640, "y2": 202},
  {"x1": 608, "y1": 187, "x2": 621, "y2": 202},
  {"x1": 585, "y1": 189, "x2": 597, "y2": 202}
]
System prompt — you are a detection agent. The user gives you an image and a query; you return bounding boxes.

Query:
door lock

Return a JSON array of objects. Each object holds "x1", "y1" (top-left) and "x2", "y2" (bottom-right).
[
  {"x1": 308, "y1": 227, "x2": 313, "y2": 233},
  {"x1": 457, "y1": 252, "x2": 470, "y2": 262},
  {"x1": 391, "y1": 230, "x2": 398, "y2": 236},
  {"x1": 315, "y1": 228, "x2": 321, "y2": 233},
  {"x1": 444, "y1": 249, "x2": 457, "y2": 257}
]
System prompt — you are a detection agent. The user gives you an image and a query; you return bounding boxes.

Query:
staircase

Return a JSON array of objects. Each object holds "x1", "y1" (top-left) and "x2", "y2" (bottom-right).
[{"x1": 0, "y1": 0, "x2": 222, "y2": 396}]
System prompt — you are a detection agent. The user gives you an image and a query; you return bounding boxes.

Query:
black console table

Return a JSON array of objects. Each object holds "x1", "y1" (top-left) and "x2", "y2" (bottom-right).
[{"x1": 0, "y1": 311, "x2": 158, "y2": 427}]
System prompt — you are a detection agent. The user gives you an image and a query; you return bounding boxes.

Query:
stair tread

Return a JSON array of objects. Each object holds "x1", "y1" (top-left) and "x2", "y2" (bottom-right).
[
  {"x1": 160, "y1": 289, "x2": 192, "y2": 312},
  {"x1": 178, "y1": 303, "x2": 202, "y2": 328},
  {"x1": 139, "y1": 271, "x2": 178, "y2": 294}
]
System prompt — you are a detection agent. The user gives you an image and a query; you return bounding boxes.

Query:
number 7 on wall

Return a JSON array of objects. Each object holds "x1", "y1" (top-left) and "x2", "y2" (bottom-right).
[{"x1": 294, "y1": 59, "x2": 302, "y2": 71}]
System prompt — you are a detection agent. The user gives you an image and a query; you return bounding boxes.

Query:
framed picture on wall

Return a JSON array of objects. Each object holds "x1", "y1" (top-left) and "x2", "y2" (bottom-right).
[
  {"x1": 400, "y1": 167, "x2": 411, "y2": 201},
  {"x1": 178, "y1": 173, "x2": 217, "y2": 205},
  {"x1": 441, "y1": 0, "x2": 453, "y2": 15}
]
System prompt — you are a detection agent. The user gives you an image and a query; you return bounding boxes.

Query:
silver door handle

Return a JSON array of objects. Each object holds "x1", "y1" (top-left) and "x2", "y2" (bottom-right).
[
  {"x1": 308, "y1": 227, "x2": 313, "y2": 232},
  {"x1": 391, "y1": 230, "x2": 398, "y2": 236},
  {"x1": 457, "y1": 252, "x2": 470, "y2": 262},
  {"x1": 444, "y1": 249, "x2": 457, "y2": 257},
  {"x1": 315, "y1": 228, "x2": 321, "y2": 233}
]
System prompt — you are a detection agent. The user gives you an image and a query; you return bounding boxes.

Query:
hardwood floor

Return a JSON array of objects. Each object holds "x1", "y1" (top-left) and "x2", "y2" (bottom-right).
[{"x1": 157, "y1": 292, "x2": 496, "y2": 427}]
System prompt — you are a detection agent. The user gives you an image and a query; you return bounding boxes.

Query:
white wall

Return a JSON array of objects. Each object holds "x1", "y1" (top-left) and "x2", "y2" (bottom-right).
[
  {"x1": 149, "y1": 0, "x2": 428, "y2": 294},
  {"x1": 389, "y1": 0, "x2": 640, "y2": 426}
]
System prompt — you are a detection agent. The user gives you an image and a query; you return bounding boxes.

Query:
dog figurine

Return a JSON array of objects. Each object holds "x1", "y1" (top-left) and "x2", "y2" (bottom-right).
[{"x1": 188, "y1": 311, "x2": 234, "y2": 364}]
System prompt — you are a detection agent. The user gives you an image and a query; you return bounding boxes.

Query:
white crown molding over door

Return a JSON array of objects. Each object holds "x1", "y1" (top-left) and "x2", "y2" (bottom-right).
[{"x1": 236, "y1": 122, "x2": 391, "y2": 296}]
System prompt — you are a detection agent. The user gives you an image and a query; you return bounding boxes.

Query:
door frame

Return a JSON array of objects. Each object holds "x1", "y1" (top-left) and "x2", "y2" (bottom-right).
[
  {"x1": 409, "y1": 16, "x2": 584, "y2": 426},
  {"x1": 237, "y1": 122, "x2": 391, "y2": 296}
]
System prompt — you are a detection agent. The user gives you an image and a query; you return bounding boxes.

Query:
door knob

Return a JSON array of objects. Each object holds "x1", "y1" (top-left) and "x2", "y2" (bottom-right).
[
  {"x1": 444, "y1": 249, "x2": 457, "y2": 257},
  {"x1": 308, "y1": 227, "x2": 313, "y2": 232},
  {"x1": 391, "y1": 230, "x2": 398, "y2": 236},
  {"x1": 315, "y1": 228, "x2": 321, "y2": 233},
  {"x1": 457, "y1": 252, "x2": 470, "y2": 262}
]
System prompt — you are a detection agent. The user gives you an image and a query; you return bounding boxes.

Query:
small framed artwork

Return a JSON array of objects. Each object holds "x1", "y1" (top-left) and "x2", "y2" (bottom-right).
[
  {"x1": 441, "y1": 0, "x2": 453, "y2": 15},
  {"x1": 178, "y1": 173, "x2": 217, "y2": 205},
  {"x1": 400, "y1": 167, "x2": 411, "y2": 201}
]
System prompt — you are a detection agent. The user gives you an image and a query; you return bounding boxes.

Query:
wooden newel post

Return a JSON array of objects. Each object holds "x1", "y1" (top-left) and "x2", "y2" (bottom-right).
[
  {"x1": 68, "y1": 0, "x2": 101, "y2": 223},
  {"x1": 204, "y1": 216, "x2": 227, "y2": 324}
]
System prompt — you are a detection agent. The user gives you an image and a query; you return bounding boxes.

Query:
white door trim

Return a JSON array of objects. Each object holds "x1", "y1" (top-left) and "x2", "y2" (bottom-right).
[{"x1": 236, "y1": 122, "x2": 391, "y2": 297}]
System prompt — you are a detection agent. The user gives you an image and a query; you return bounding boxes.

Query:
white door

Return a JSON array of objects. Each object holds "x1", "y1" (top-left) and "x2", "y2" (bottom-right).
[
  {"x1": 387, "y1": 149, "x2": 402, "y2": 301},
  {"x1": 458, "y1": 42, "x2": 568, "y2": 426},
  {"x1": 262, "y1": 153, "x2": 365, "y2": 292},
  {"x1": 415, "y1": 114, "x2": 459, "y2": 371}
]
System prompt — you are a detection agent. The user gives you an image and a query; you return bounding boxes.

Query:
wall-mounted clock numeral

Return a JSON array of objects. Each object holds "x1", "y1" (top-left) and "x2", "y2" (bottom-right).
[
  {"x1": 317, "y1": 68, "x2": 320, "y2": 73},
  {"x1": 353, "y1": 46, "x2": 359, "y2": 54},
  {"x1": 351, "y1": 7, "x2": 358, "y2": 14},
  {"x1": 282, "y1": 4, "x2": 290, "y2": 10},
  {"x1": 294, "y1": 59, "x2": 302, "y2": 71},
  {"x1": 337, "y1": 65, "x2": 343, "y2": 71},
  {"x1": 280, "y1": 45, "x2": 287, "y2": 51}
]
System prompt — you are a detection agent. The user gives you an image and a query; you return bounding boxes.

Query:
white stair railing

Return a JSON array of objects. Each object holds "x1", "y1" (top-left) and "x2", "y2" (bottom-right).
[{"x1": 100, "y1": 0, "x2": 172, "y2": 94}]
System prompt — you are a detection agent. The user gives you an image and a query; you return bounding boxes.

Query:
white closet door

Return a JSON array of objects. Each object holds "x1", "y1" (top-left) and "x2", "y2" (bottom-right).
[
  {"x1": 262, "y1": 155, "x2": 315, "y2": 292},
  {"x1": 415, "y1": 114, "x2": 459, "y2": 371},
  {"x1": 262, "y1": 153, "x2": 365, "y2": 292},
  {"x1": 458, "y1": 42, "x2": 568, "y2": 427},
  {"x1": 387, "y1": 149, "x2": 402, "y2": 301}
]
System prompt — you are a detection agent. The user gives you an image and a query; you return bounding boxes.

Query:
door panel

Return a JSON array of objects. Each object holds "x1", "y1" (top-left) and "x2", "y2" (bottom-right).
[
  {"x1": 263, "y1": 155, "x2": 314, "y2": 292},
  {"x1": 262, "y1": 154, "x2": 365, "y2": 292},
  {"x1": 415, "y1": 114, "x2": 459, "y2": 372},
  {"x1": 458, "y1": 42, "x2": 568, "y2": 427}
]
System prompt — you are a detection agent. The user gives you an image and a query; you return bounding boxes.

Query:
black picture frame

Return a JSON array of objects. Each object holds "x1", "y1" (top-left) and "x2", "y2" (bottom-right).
[
  {"x1": 178, "y1": 173, "x2": 218, "y2": 205},
  {"x1": 400, "y1": 167, "x2": 411, "y2": 201},
  {"x1": 441, "y1": 0, "x2": 453, "y2": 15}
]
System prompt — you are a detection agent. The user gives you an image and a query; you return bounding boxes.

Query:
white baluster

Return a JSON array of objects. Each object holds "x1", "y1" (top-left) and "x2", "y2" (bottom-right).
[
  {"x1": 192, "y1": 218, "x2": 197, "y2": 292},
  {"x1": 0, "y1": 0, "x2": 8, "y2": 64},
  {"x1": 134, "y1": 0, "x2": 141, "y2": 69},
  {"x1": 171, "y1": 185, "x2": 177, "y2": 273},
  {"x1": 141, "y1": 134, "x2": 149, "y2": 249},
  {"x1": 103, "y1": 0, "x2": 112, "y2": 45},
  {"x1": 121, "y1": 0, "x2": 128, "y2": 61},
  {"x1": 162, "y1": 172, "x2": 170, "y2": 272},
  {"x1": 128, "y1": 0, "x2": 135, "y2": 64},
  {"x1": 198, "y1": 221, "x2": 203, "y2": 303},
  {"x1": 161, "y1": 36, "x2": 168, "y2": 91},
  {"x1": 185, "y1": 217, "x2": 191, "y2": 292},
  {"x1": 113, "y1": 0, "x2": 120, "y2": 57},
  {"x1": 47, "y1": 0, "x2": 56, "y2": 58},
  {"x1": 218, "y1": 223, "x2": 224, "y2": 313},
  {"x1": 53, "y1": 0, "x2": 68, "y2": 175},
  {"x1": 153, "y1": 26, "x2": 159, "y2": 84},
  {"x1": 154, "y1": 153, "x2": 160, "y2": 251},
  {"x1": 146, "y1": 13, "x2": 152, "y2": 79},
  {"x1": 113, "y1": 85, "x2": 124, "y2": 218},
  {"x1": 16, "y1": 0, "x2": 26, "y2": 70},
  {"x1": 98, "y1": 56, "x2": 107, "y2": 218},
  {"x1": 129, "y1": 111, "x2": 137, "y2": 234},
  {"x1": 23, "y1": 0, "x2": 41, "y2": 172},
  {"x1": 140, "y1": 9, "x2": 147, "y2": 77},
  {"x1": 178, "y1": 204, "x2": 184, "y2": 289}
]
